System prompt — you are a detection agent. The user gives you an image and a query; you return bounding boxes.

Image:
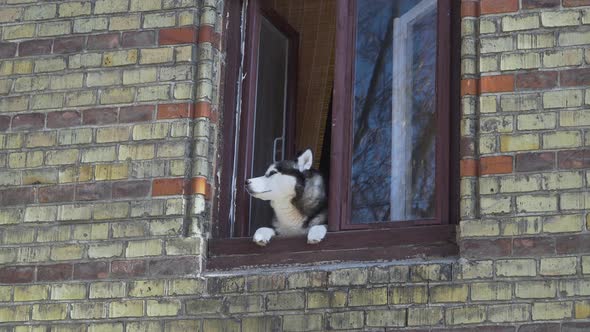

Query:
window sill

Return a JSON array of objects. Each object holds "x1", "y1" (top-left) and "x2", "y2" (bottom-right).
[{"x1": 206, "y1": 224, "x2": 457, "y2": 270}]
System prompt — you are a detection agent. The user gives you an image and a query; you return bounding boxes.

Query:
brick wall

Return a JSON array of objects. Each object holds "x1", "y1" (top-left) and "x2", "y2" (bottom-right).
[{"x1": 0, "y1": 0, "x2": 589, "y2": 331}]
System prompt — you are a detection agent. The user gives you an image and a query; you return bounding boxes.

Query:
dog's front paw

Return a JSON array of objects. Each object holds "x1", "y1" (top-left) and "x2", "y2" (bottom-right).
[
  {"x1": 253, "y1": 227, "x2": 276, "y2": 246},
  {"x1": 307, "y1": 225, "x2": 327, "y2": 244}
]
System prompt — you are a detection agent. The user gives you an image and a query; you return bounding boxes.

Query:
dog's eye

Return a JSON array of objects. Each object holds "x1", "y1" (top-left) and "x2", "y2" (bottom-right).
[{"x1": 267, "y1": 171, "x2": 277, "y2": 177}]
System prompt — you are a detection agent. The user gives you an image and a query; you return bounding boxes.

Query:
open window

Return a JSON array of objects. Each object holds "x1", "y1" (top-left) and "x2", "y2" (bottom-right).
[{"x1": 211, "y1": 0, "x2": 459, "y2": 269}]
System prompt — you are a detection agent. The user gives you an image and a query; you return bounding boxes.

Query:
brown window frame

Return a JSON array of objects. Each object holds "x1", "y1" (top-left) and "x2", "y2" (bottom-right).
[{"x1": 209, "y1": 0, "x2": 460, "y2": 270}]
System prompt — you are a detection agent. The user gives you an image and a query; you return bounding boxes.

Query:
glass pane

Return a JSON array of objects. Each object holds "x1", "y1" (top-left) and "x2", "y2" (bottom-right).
[
  {"x1": 249, "y1": 17, "x2": 289, "y2": 234},
  {"x1": 351, "y1": 0, "x2": 437, "y2": 223}
]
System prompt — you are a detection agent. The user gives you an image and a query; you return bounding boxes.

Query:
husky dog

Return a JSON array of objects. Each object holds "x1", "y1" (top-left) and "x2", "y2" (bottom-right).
[{"x1": 245, "y1": 149, "x2": 328, "y2": 246}]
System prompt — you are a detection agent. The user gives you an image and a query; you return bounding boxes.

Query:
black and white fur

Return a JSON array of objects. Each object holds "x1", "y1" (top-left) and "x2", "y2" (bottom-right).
[{"x1": 245, "y1": 149, "x2": 328, "y2": 246}]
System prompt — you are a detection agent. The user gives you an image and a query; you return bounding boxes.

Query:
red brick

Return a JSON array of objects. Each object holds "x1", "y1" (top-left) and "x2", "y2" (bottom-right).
[
  {"x1": 157, "y1": 103, "x2": 192, "y2": 119},
  {"x1": 190, "y1": 176, "x2": 210, "y2": 199},
  {"x1": 460, "y1": 159, "x2": 478, "y2": 177},
  {"x1": 111, "y1": 260, "x2": 147, "y2": 278},
  {"x1": 11, "y1": 113, "x2": 45, "y2": 131},
  {"x1": 564, "y1": 0, "x2": 590, "y2": 7},
  {"x1": 0, "y1": 187, "x2": 35, "y2": 206},
  {"x1": 73, "y1": 261, "x2": 108, "y2": 280},
  {"x1": 87, "y1": 33, "x2": 120, "y2": 50},
  {"x1": 75, "y1": 182, "x2": 111, "y2": 201},
  {"x1": 0, "y1": 42, "x2": 17, "y2": 59},
  {"x1": 461, "y1": 239, "x2": 512, "y2": 258},
  {"x1": 461, "y1": 1, "x2": 479, "y2": 17},
  {"x1": 481, "y1": 75, "x2": 514, "y2": 93},
  {"x1": 563, "y1": 322, "x2": 590, "y2": 332},
  {"x1": 556, "y1": 234, "x2": 590, "y2": 254},
  {"x1": 515, "y1": 152, "x2": 555, "y2": 172},
  {"x1": 558, "y1": 149, "x2": 590, "y2": 169},
  {"x1": 0, "y1": 116, "x2": 10, "y2": 132},
  {"x1": 152, "y1": 178, "x2": 185, "y2": 196},
  {"x1": 37, "y1": 263, "x2": 73, "y2": 281},
  {"x1": 513, "y1": 237, "x2": 556, "y2": 256},
  {"x1": 515, "y1": 71, "x2": 558, "y2": 90},
  {"x1": 122, "y1": 31, "x2": 156, "y2": 47},
  {"x1": 481, "y1": 0, "x2": 519, "y2": 14},
  {"x1": 53, "y1": 36, "x2": 85, "y2": 54},
  {"x1": 461, "y1": 79, "x2": 478, "y2": 96},
  {"x1": 194, "y1": 101, "x2": 211, "y2": 118},
  {"x1": 198, "y1": 25, "x2": 220, "y2": 49},
  {"x1": 522, "y1": 0, "x2": 560, "y2": 9},
  {"x1": 18, "y1": 40, "x2": 52, "y2": 56},
  {"x1": 82, "y1": 107, "x2": 118, "y2": 125},
  {"x1": 159, "y1": 27, "x2": 196, "y2": 45},
  {"x1": 149, "y1": 257, "x2": 198, "y2": 276},
  {"x1": 561, "y1": 68, "x2": 590, "y2": 87},
  {"x1": 38, "y1": 185, "x2": 75, "y2": 203},
  {"x1": 480, "y1": 155, "x2": 513, "y2": 175},
  {"x1": 112, "y1": 180, "x2": 151, "y2": 199},
  {"x1": 119, "y1": 105, "x2": 154, "y2": 123},
  {"x1": 0, "y1": 266, "x2": 34, "y2": 283},
  {"x1": 47, "y1": 111, "x2": 81, "y2": 128}
]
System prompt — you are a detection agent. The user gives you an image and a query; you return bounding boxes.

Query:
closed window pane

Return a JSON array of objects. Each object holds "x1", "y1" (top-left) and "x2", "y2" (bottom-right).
[{"x1": 351, "y1": 0, "x2": 438, "y2": 223}]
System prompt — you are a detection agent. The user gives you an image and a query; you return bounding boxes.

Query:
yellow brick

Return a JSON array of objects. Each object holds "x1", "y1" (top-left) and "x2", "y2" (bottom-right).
[
  {"x1": 24, "y1": 206, "x2": 57, "y2": 222},
  {"x1": 69, "y1": 53, "x2": 102, "y2": 69},
  {"x1": 560, "y1": 31, "x2": 590, "y2": 46},
  {"x1": 407, "y1": 307, "x2": 443, "y2": 326},
  {"x1": 14, "y1": 285, "x2": 49, "y2": 302},
  {"x1": 542, "y1": 172, "x2": 584, "y2": 190},
  {"x1": 176, "y1": 45, "x2": 193, "y2": 62},
  {"x1": 499, "y1": 174, "x2": 542, "y2": 193},
  {"x1": 109, "y1": 14, "x2": 141, "y2": 30},
  {"x1": 140, "y1": 48, "x2": 174, "y2": 64},
  {"x1": 561, "y1": 110, "x2": 590, "y2": 127},
  {"x1": 45, "y1": 149, "x2": 79, "y2": 165},
  {"x1": 129, "y1": 280, "x2": 165, "y2": 297},
  {"x1": 542, "y1": 11, "x2": 580, "y2": 27},
  {"x1": 95, "y1": 163, "x2": 129, "y2": 181},
  {"x1": 119, "y1": 144, "x2": 155, "y2": 160},
  {"x1": 543, "y1": 131, "x2": 582, "y2": 149},
  {"x1": 89, "y1": 323, "x2": 123, "y2": 332},
  {"x1": 137, "y1": 85, "x2": 170, "y2": 101},
  {"x1": 560, "y1": 279, "x2": 590, "y2": 297},
  {"x1": 126, "y1": 240, "x2": 162, "y2": 257},
  {"x1": 73, "y1": 17, "x2": 108, "y2": 33},
  {"x1": 502, "y1": 14, "x2": 540, "y2": 32},
  {"x1": 471, "y1": 282, "x2": 512, "y2": 301},
  {"x1": 0, "y1": 7, "x2": 22, "y2": 23},
  {"x1": 0, "y1": 286, "x2": 11, "y2": 301},
  {"x1": 516, "y1": 280, "x2": 556, "y2": 298},
  {"x1": 109, "y1": 300, "x2": 144, "y2": 318},
  {"x1": 532, "y1": 302, "x2": 572, "y2": 320},
  {"x1": 59, "y1": 165, "x2": 93, "y2": 183},
  {"x1": 575, "y1": 301, "x2": 590, "y2": 319},
  {"x1": 123, "y1": 68, "x2": 157, "y2": 85},
  {"x1": 90, "y1": 282, "x2": 125, "y2": 299},
  {"x1": 500, "y1": 134, "x2": 539, "y2": 152},
  {"x1": 488, "y1": 304, "x2": 530, "y2": 322},
  {"x1": 59, "y1": 2, "x2": 91, "y2": 17},
  {"x1": 480, "y1": 196, "x2": 511, "y2": 214},
  {"x1": 26, "y1": 132, "x2": 56, "y2": 148},
  {"x1": 32, "y1": 304, "x2": 67, "y2": 321},
  {"x1": 480, "y1": 36, "x2": 513, "y2": 54},
  {"x1": 146, "y1": 299, "x2": 181, "y2": 316},
  {"x1": 95, "y1": 0, "x2": 129, "y2": 14},
  {"x1": 430, "y1": 284, "x2": 468, "y2": 303},
  {"x1": 58, "y1": 128, "x2": 93, "y2": 145},
  {"x1": 96, "y1": 127, "x2": 130, "y2": 143},
  {"x1": 71, "y1": 302, "x2": 106, "y2": 319},
  {"x1": 103, "y1": 50, "x2": 138, "y2": 67},
  {"x1": 445, "y1": 306, "x2": 486, "y2": 325},
  {"x1": 72, "y1": 223, "x2": 109, "y2": 240},
  {"x1": 51, "y1": 284, "x2": 86, "y2": 300},
  {"x1": 496, "y1": 259, "x2": 536, "y2": 277},
  {"x1": 480, "y1": 115, "x2": 513, "y2": 133},
  {"x1": 94, "y1": 202, "x2": 129, "y2": 220},
  {"x1": 31, "y1": 92, "x2": 64, "y2": 109},
  {"x1": 544, "y1": 90, "x2": 583, "y2": 109},
  {"x1": 81, "y1": 146, "x2": 117, "y2": 163},
  {"x1": 58, "y1": 204, "x2": 92, "y2": 221},
  {"x1": 130, "y1": 0, "x2": 161, "y2": 11},
  {"x1": 517, "y1": 33, "x2": 555, "y2": 49},
  {"x1": 0, "y1": 305, "x2": 30, "y2": 322},
  {"x1": 516, "y1": 194, "x2": 557, "y2": 213},
  {"x1": 37, "y1": 21, "x2": 71, "y2": 37},
  {"x1": 3, "y1": 24, "x2": 35, "y2": 40},
  {"x1": 50, "y1": 245, "x2": 84, "y2": 261},
  {"x1": 348, "y1": 287, "x2": 387, "y2": 306},
  {"x1": 501, "y1": 52, "x2": 541, "y2": 70},
  {"x1": 65, "y1": 90, "x2": 96, "y2": 107},
  {"x1": 517, "y1": 113, "x2": 556, "y2": 130},
  {"x1": 540, "y1": 257, "x2": 578, "y2": 276},
  {"x1": 100, "y1": 87, "x2": 135, "y2": 104},
  {"x1": 543, "y1": 49, "x2": 583, "y2": 68},
  {"x1": 501, "y1": 216, "x2": 542, "y2": 236},
  {"x1": 133, "y1": 123, "x2": 169, "y2": 140},
  {"x1": 480, "y1": 96, "x2": 497, "y2": 113},
  {"x1": 169, "y1": 279, "x2": 204, "y2": 296},
  {"x1": 143, "y1": 12, "x2": 176, "y2": 28},
  {"x1": 456, "y1": 260, "x2": 493, "y2": 279},
  {"x1": 87, "y1": 70, "x2": 121, "y2": 87},
  {"x1": 88, "y1": 243, "x2": 123, "y2": 259}
]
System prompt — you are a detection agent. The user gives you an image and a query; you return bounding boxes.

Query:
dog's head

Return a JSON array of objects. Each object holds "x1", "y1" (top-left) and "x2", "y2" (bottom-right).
[{"x1": 245, "y1": 149, "x2": 313, "y2": 201}]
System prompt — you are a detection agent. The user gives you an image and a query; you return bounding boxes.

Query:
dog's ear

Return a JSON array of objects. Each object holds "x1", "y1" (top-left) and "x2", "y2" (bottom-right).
[{"x1": 297, "y1": 149, "x2": 313, "y2": 172}]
